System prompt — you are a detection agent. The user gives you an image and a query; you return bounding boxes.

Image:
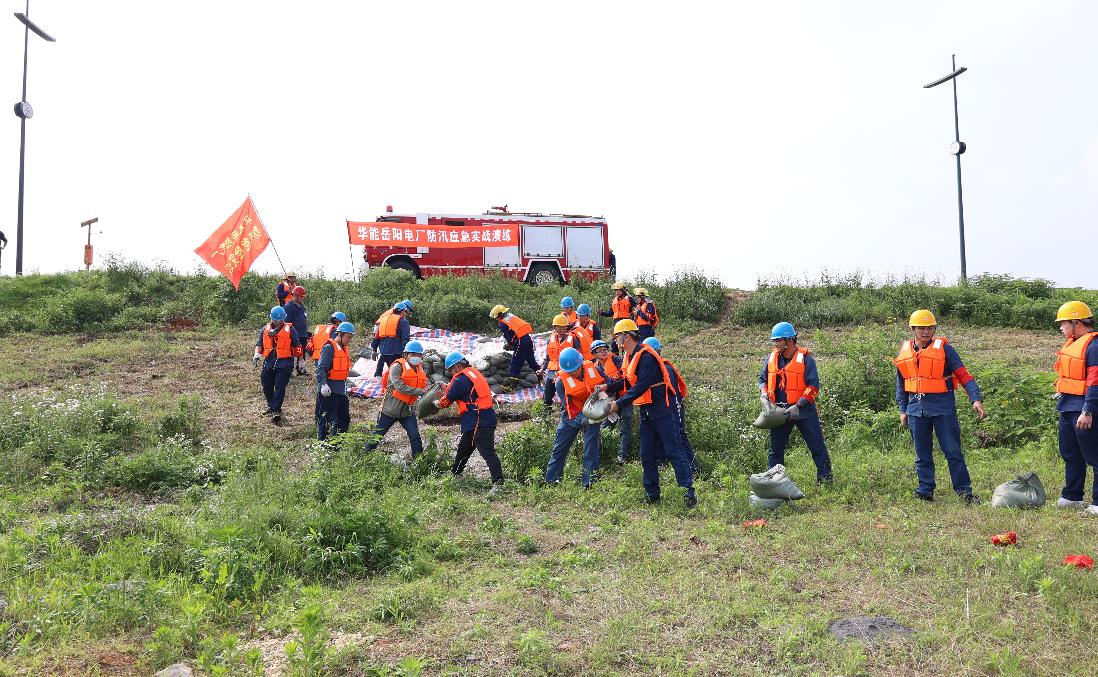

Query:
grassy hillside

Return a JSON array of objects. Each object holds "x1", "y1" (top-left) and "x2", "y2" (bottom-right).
[{"x1": 0, "y1": 271, "x2": 1095, "y2": 675}]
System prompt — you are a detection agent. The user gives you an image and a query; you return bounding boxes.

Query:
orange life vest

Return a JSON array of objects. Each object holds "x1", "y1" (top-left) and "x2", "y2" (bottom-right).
[
  {"x1": 611, "y1": 295, "x2": 633, "y2": 320},
  {"x1": 766, "y1": 347, "x2": 810, "y2": 403},
  {"x1": 625, "y1": 343, "x2": 674, "y2": 407},
  {"x1": 599, "y1": 355, "x2": 623, "y2": 380},
  {"x1": 560, "y1": 308, "x2": 577, "y2": 324},
  {"x1": 572, "y1": 324, "x2": 594, "y2": 359},
  {"x1": 324, "y1": 338, "x2": 350, "y2": 381},
  {"x1": 276, "y1": 280, "x2": 293, "y2": 305},
  {"x1": 546, "y1": 333, "x2": 575, "y2": 371},
  {"x1": 382, "y1": 357, "x2": 428, "y2": 405},
  {"x1": 502, "y1": 314, "x2": 532, "y2": 339},
  {"x1": 560, "y1": 360, "x2": 606, "y2": 419},
  {"x1": 375, "y1": 309, "x2": 401, "y2": 339},
  {"x1": 453, "y1": 367, "x2": 494, "y2": 415},
  {"x1": 1055, "y1": 332, "x2": 1098, "y2": 396},
  {"x1": 261, "y1": 323, "x2": 294, "y2": 359},
  {"x1": 635, "y1": 301, "x2": 659, "y2": 327},
  {"x1": 665, "y1": 358, "x2": 687, "y2": 399},
  {"x1": 309, "y1": 323, "x2": 336, "y2": 360},
  {"x1": 894, "y1": 338, "x2": 951, "y2": 394}
]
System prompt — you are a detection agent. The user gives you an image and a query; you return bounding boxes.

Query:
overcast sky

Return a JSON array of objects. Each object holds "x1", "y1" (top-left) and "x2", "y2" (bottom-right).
[{"x1": 1, "y1": 1, "x2": 1095, "y2": 289}]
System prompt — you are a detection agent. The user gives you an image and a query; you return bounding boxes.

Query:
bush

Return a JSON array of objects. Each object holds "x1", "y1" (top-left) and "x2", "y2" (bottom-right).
[
  {"x1": 500, "y1": 402, "x2": 556, "y2": 483},
  {"x1": 158, "y1": 396, "x2": 205, "y2": 445},
  {"x1": 972, "y1": 362, "x2": 1057, "y2": 448},
  {"x1": 103, "y1": 437, "x2": 230, "y2": 494},
  {"x1": 814, "y1": 325, "x2": 905, "y2": 427}
]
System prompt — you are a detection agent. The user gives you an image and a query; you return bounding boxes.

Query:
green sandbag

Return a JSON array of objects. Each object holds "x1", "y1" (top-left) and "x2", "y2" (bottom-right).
[
  {"x1": 991, "y1": 472, "x2": 1046, "y2": 509},
  {"x1": 416, "y1": 383, "x2": 443, "y2": 419}
]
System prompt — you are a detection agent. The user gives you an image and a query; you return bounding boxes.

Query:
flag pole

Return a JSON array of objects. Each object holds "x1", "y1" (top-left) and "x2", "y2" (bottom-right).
[
  {"x1": 248, "y1": 194, "x2": 286, "y2": 275},
  {"x1": 347, "y1": 243, "x2": 357, "y2": 282}
]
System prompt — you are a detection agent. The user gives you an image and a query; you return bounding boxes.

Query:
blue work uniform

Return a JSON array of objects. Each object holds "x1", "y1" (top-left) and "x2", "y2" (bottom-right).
[
  {"x1": 442, "y1": 371, "x2": 503, "y2": 482},
  {"x1": 283, "y1": 301, "x2": 310, "y2": 349},
  {"x1": 315, "y1": 341, "x2": 350, "y2": 440},
  {"x1": 758, "y1": 352, "x2": 833, "y2": 482},
  {"x1": 602, "y1": 355, "x2": 635, "y2": 462},
  {"x1": 635, "y1": 301, "x2": 658, "y2": 340},
  {"x1": 546, "y1": 365, "x2": 609, "y2": 487},
  {"x1": 500, "y1": 318, "x2": 540, "y2": 377},
  {"x1": 276, "y1": 282, "x2": 293, "y2": 307},
  {"x1": 255, "y1": 325, "x2": 300, "y2": 414},
  {"x1": 1056, "y1": 334, "x2": 1098, "y2": 503},
  {"x1": 372, "y1": 314, "x2": 411, "y2": 376},
  {"x1": 895, "y1": 341, "x2": 983, "y2": 496}
]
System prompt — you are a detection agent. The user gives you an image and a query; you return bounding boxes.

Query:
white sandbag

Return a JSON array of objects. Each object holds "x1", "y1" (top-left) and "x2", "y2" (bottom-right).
[
  {"x1": 752, "y1": 399, "x2": 799, "y2": 429},
  {"x1": 750, "y1": 464, "x2": 805, "y2": 500},
  {"x1": 582, "y1": 391, "x2": 613, "y2": 423},
  {"x1": 749, "y1": 492, "x2": 787, "y2": 510}
]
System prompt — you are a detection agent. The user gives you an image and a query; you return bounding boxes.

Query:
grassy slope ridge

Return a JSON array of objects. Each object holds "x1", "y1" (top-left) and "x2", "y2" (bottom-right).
[{"x1": 0, "y1": 271, "x2": 1096, "y2": 675}]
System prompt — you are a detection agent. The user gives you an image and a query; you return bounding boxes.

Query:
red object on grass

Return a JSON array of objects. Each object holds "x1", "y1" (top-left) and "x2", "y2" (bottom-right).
[
  {"x1": 1062, "y1": 554, "x2": 1094, "y2": 570},
  {"x1": 990, "y1": 531, "x2": 1018, "y2": 546},
  {"x1": 742, "y1": 519, "x2": 767, "y2": 528}
]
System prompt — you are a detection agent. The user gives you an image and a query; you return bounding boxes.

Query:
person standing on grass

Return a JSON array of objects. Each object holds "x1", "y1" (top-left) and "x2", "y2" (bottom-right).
[
  {"x1": 275, "y1": 272, "x2": 298, "y2": 307},
  {"x1": 607, "y1": 319, "x2": 696, "y2": 508},
  {"x1": 489, "y1": 304, "x2": 540, "y2": 386},
  {"x1": 538, "y1": 314, "x2": 577, "y2": 407},
  {"x1": 644, "y1": 337, "x2": 696, "y2": 472},
  {"x1": 572, "y1": 304, "x2": 600, "y2": 359},
  {"x1": 315, "y1": 322, "x2": 355, "y2": 440},
  {"x1": 759, "y1": 322, "x2": 834, "y2": 485},
  {"x1": 282, "y1": 286, "x2": 310, "y2": 375},
  {"x1": 1052, "y1": 301, "x2": 1098, "y2": 515},
  {"x1": 632, "y1": 288, "x2": 659, "y2": 340},
  {"x1": 601, "y1": 283, "x2": 636, "y2": 355},
  {"x1": 371, "y1": 301, "x2": 412, "y2": 377},
  {"x1": 545, "y1": 347, "x2": 608, "y2": 488},
  {"x1": 366, "y1": 340, "x2": 430, "y2": 458},
  {"x1": 592, "y1": 339, "x2": 634, "y2": 464},
  {"x1": 253, "y1": 306, "x2": 301, "y2": 424},
  {"x1": 895, "y1": 310, "x2": 986, "y2": 504},
  {"x1": 437, "y1": 351, "x2": 505, "y2": 494}
]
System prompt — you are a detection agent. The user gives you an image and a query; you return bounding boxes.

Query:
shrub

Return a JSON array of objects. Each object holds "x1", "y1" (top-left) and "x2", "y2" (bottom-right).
[
  {"x1": 103, "y1": 437, "x2": 230, "y2": 494},
  {"x1": 972, "y1": 362, "x2": 1056, "y2": 448},
  {"x1": 157, "y1": 396, "x2": 205, "y2": 445},
  {"x1": 500, "y1": 402, "x2": 556, "y2": 482},
  {"x1": 814, "y1": 325, "x2": 905, "y2": 426}
]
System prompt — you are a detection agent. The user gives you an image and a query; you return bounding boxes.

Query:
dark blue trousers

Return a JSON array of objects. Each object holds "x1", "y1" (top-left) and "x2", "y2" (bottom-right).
[
  {"x1": 510, "y1": 335, "x2": 540, "y2": 377},
  {"x1": 373, "y1": 353, "x2": 399, "y2": 377},
  {"x1": 315, "y1": 393, "x2": 350, "y2": 440},
  {"x1": 616, "y1": 402, "x2": 634, "y2": 461},
  {"x1": 261, "y1": 365, "x2": 292, "y2": 413},
  {"x1": 546, "y1": 419, "x2": 601, "y2": 486},
  {"x1": 1058, "y1": 411, "x2": 1098, "y2": 503},
  {"x1": 639, "y1": 408, "x2": 694, "y2": 500},
  {"x1": 767, "y1": 410, "x2": 833, "y2": 481},
  {"x1": 908, "y1": 412, "x2": 970, "y2": 495},
  {"x1": 367, "y1": 413, "x2": 423, "y2": 456}
]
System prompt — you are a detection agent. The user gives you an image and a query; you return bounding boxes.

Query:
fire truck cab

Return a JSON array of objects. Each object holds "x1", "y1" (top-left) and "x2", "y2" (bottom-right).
[{"x1": 363, "y1": 209, "x2": 614, "y2": 285}]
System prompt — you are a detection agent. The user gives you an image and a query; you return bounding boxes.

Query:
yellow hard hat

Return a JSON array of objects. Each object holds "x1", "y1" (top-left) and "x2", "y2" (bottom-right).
[
  {"x1": 634, "y1": 287, "x2": 649, "y2": 297},
  {"x1": 613, "y1": 319, "x2": 639, "y2": 335},
  {"x1": 489, "y1": 304, "x2": 509, "y2": 319},
  {"x1": 1056, "y1": 301, "x2": 1093, "y2": 322},
  {"x1": 908, "y1": 309, "x2": 937, "y2": 327},
  {"x1": 552, "y1": 314, "x2": 571, "y2": 328},
  {"x1": 612, "y1": 282, "x2": 626, "y2": 290}
]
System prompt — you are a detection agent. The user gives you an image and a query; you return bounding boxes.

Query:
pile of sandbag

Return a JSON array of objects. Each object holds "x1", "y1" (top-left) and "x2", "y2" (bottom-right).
[
  {"x1": 748, "y1": 464, "x2": 805, "y2": 509},
  {"x1": 419, "y1": 349, "x2": 539, "y2": 395},
  {"x1": 991, "y1": 472, "x2": 1047, "y2": 509}
]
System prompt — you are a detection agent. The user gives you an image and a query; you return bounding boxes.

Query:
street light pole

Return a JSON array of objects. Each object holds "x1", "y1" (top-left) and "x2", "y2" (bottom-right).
[
  {"x1": 924, "y1": 55, "x2": 969, "y2": 284},
  {"x1": 12, "y1": 1, "x2": 56, "y2": 276}
]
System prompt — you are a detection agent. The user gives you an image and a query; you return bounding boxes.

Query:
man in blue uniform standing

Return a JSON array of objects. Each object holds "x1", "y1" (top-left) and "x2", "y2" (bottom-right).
[
  {"x1": 371, "y1": 301, "x2": 412, "y2": 377},
  {"x1": 759, "y1": 322, "x2": 833, "y2": 484},
  {"x1": 275, "y1": 272, "x2": 297, "y2": 307},
  {"x1": 894, "y1": 310, "x2": 986, "y2": 503},
  {"x1": 253, "y1": 306, "x2": 301, "y2": 424},
  {"x1": 1051, "y1": 301, "x2": 1098, "y2": 515},
  {"x1": 438, "y1": 351, "x2": 505, "y2": 494},
  {"x1": 489, "y1": 304, "x2": 539, "y2": 384},
  {"x1": 315, "y1": 322, "x2": 355, "y2": 440},
  {"x1": 282, "y1": 285, "x2": 310, "y2": 375}
]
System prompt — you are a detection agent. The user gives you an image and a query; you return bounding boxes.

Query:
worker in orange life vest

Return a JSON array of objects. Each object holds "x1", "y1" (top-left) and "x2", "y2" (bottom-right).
[
  {"x1": 252, "y1": 305, "x2": 301, "y2": 423},
  {"x1": 632, "y1": 288, "x2": 659, "y2": 340},
  {"x1": 643, "y1": 337, "x2": 695, "y2": 472},
  {"x1": 894, "y1": 310, "x2": 986, "y2": 503},
  {"x1": 759, "y1": 322, "x2": 833, "y2": 483},
  {"x1": 308, "y1": 311, "x2": 347, "y2": 362},
  {"x1": 371, "y1": 300, "x2": 412, "y2": 376},
  {"x1": 538, "y1": 314, "x2": 577, "y2": 406},
  {"x1": 275, "y1": 272, "x2": 297, "y2": 307},
  {"x1": 592, "y1": 339, "x2": 634, "y2": 463},
  {"x1": 572, "y1": 304, "x2": 601, "y2": 359},
  {"x1": 1052, "y1": 301, "x2": 1098, "y2": 515},
  {"x1": 438, "y1": 351, "x2": 505, "y2": 492},
  {"x1": 559, "y1": 296, "x2": 578, "y2": 325},
  {"x1": 489, "y1": 304, "x2": 540, "y2": 379},
  {"x1": 315, "y1": 322, "x2": 355, "y2": 440},
  {"x1": 601, "y1": 283, "x2": 636, "y2": 355},
  {"x1": 546, "y1": 348, "x2": 609, "y2": 488},
  {"x1": 366, "y1": 340, "x2": 430, "y2": 458}
]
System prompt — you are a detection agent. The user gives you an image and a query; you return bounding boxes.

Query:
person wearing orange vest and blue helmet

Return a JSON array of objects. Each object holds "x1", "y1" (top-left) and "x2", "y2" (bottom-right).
[
  {"x1": 538, "y1": 314, "x2": 578, "y2": 406},
  {"x1": 894, "y1": 310, "x2": 986, "y2": 503},
  {"x1": 253, "y1": 306, "x2": 301, "y2": 423},
  {"x1": 559, "y1": 296, "x2": 578, "y2": 325},
  {"x1": 308, "y1": 311, "x2": 347, "y2": 362},
  {"x1": 572, "y1": 304, "x2": 601, "y2": 359},
  {"x1": 632, "y1": 288, "x2": 659, "y2": 340},
  {"x1": 546, "y1": 348, "x2": 610, "y2": 488},
  {"x1": 283, "y1": 286, "x2": 310, "y2": 375},
  {"x1": 438, "y1": 351, "x2": 505, "y2": 491},
  {"x1": 315, "y1": 321, "x2": 355, "y2": 440},
  {"x1": 489, "y1": 304, "x2": 540, "y2": 379},
  {"x1": 371, "y1": 300, "x2": 412, "y2": 376},
  {"x1": 366, "y1": 340, "x2": 431, "y2": 458},
  {"x1": 759, "y1": 322, "x2": 833, "y2": 484},
  {"x1": 1052, "y1": 301, "x2": 1098, "y2": 515},
  {"x1": 643, "y1": 337, "x2": 696, "y2": 472},
  {"x1": 607, "y1": 319, "x2": 696, "y2": 507},
  {"x1": 592, "y1": 339, "x2": 634, "y2": 464},
  {"x1": 275, "y1": 272, "x2": 297, "y2": 307}
]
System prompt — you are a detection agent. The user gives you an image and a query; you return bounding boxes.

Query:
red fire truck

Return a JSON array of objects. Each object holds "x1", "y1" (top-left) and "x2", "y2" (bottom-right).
[{"x1": 362, "y1": 208, "x2": 615, "y2": 285}]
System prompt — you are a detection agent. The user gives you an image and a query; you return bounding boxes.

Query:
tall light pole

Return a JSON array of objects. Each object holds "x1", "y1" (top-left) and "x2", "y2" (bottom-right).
[
  {"x1": 923, "y1": 55, "x2": 969, "y2": 284},
  {"x1": 12, "y1": 2, "x2": 56, "y2": 276}
]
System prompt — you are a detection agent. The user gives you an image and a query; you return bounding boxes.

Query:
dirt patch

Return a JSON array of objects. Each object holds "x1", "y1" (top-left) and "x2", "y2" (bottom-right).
[
  {"x1": 242, "y1": 631, "x2": 373, "y2": 676},
  {"x1": 828, "y1": 615, "x2": 912, "y2": 642}
]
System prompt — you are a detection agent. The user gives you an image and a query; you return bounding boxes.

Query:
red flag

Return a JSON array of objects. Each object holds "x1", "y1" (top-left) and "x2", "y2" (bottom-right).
[{"x1": 195, "y1": 197, "x2": 271, "y2": 289}]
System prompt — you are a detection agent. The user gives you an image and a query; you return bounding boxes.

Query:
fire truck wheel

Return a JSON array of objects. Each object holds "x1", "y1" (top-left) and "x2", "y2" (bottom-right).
[
  {"x1": 528, "y1": 263, "x2": 562, "y2": 286},
  {"x1": 386, "y1": 258, "x2": 420, "y2": 278}
]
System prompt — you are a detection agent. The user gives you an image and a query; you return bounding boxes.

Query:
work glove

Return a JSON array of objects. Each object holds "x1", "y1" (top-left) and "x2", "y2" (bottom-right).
[
  {"x1": 253, "y1": 354, "x2": 261, "y2": 368},
  {"x1": 759, "y1": 392, "x2": 770, "y2": 407},
  {"x1": 320, "y1": 383, "x2": 332, "y2": 397}
]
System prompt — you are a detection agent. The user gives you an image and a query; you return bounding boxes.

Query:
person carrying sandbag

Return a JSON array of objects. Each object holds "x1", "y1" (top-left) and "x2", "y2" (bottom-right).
[
  {"x1": 489, "y1": 304, "x2": 540, "y2": 386},
  {"x1": 759, "y1": 322, "x2": 834, "y2": 485},
  {"x1": 545, "y1": 348, "x2": 609, "y2": 488},
  {"x1": 366, "y1": 340, "x2": 430, "y2": 458}
]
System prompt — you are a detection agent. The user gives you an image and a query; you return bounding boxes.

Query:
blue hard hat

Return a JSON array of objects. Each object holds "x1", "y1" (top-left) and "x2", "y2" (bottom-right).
[
  {"x1": 330, "y1": 311, "x2": 347, "y2": 322},
  {"x1": 444, "y1": 351, "x2": 466, "y2": 370},
  {"x1": 394, "y1": 301, "x2": 407, "y2": 311},
  {"x1": 577, "y1": 303, "x2": 591, "y2": 316},
  {"x1": 270, "y1": 306, "x2": 287, "y2": 321},
  {"x1": 402, "y1": 299, "x2": 414, "y2": 310},
  {"x1": 590, "y1": 339, "x2": 609, "y2": 352},
  {"x1": 404, "y1": 340, "x2": 424, "y2": 354},
  {"x1": 770, "y1": 322, "x2": 797, "y2": 339},
  {"x1": 558, "y1": 347, "x2": 583, "y2": 372},
  {"x1": 560, "y1": 296, "x2": 574, "y2": 308},
  {"x1": 336, "y1": 321, "x2": 355, "y2": 335},
  {"x1": 642, "y1": 336, "x2": 662, "y2": 352}
]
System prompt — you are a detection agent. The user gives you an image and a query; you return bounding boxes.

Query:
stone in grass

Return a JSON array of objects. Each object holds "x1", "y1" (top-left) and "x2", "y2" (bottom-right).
[
  {"x1": 155, "y1": 664, "x2": 195, "y2": 677},
  {"x1": 828, "y1": 616, "x2": 911, "y2": 642}
]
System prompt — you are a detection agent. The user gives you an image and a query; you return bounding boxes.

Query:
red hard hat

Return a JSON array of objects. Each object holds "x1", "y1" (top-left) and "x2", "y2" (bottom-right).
[{"x1": 293, "y1": 286, "x2": 306, "y2": 296}]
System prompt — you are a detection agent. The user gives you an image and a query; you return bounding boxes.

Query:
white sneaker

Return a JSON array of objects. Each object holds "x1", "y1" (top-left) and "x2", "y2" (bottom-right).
[
  {"x1": 1084, "y1": 505, "x2": 1098, "y2": 517},
  {"x1": 1057, "y1": 498, "x2": 1088, "y2": 509}
]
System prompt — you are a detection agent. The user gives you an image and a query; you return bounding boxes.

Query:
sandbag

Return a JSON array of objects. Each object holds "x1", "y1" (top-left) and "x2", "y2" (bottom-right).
[
  {"x1": 752, "y1": 399, "x2": 799, "y2": 429},
  {"x1": 750, "y1": 464, "x2": 805, "y2": 500},
  {"x1": 991, "y1": 472, "x2": 1046, "y2": 509},
  {"x1": 582, "y1": 391, "x2": 613, "y2": 423},
  {"x1": 749, "y1": 492, "x2": 787, "y2": 510},
  {"x1": 416, "y1": 382, "x2": 443, "y2": 418}
]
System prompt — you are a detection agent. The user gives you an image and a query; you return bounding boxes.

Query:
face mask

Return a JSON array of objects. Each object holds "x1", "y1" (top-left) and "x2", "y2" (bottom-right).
[{"x1": 408, "y1": 356, "x2": 423, "y2": 366}]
